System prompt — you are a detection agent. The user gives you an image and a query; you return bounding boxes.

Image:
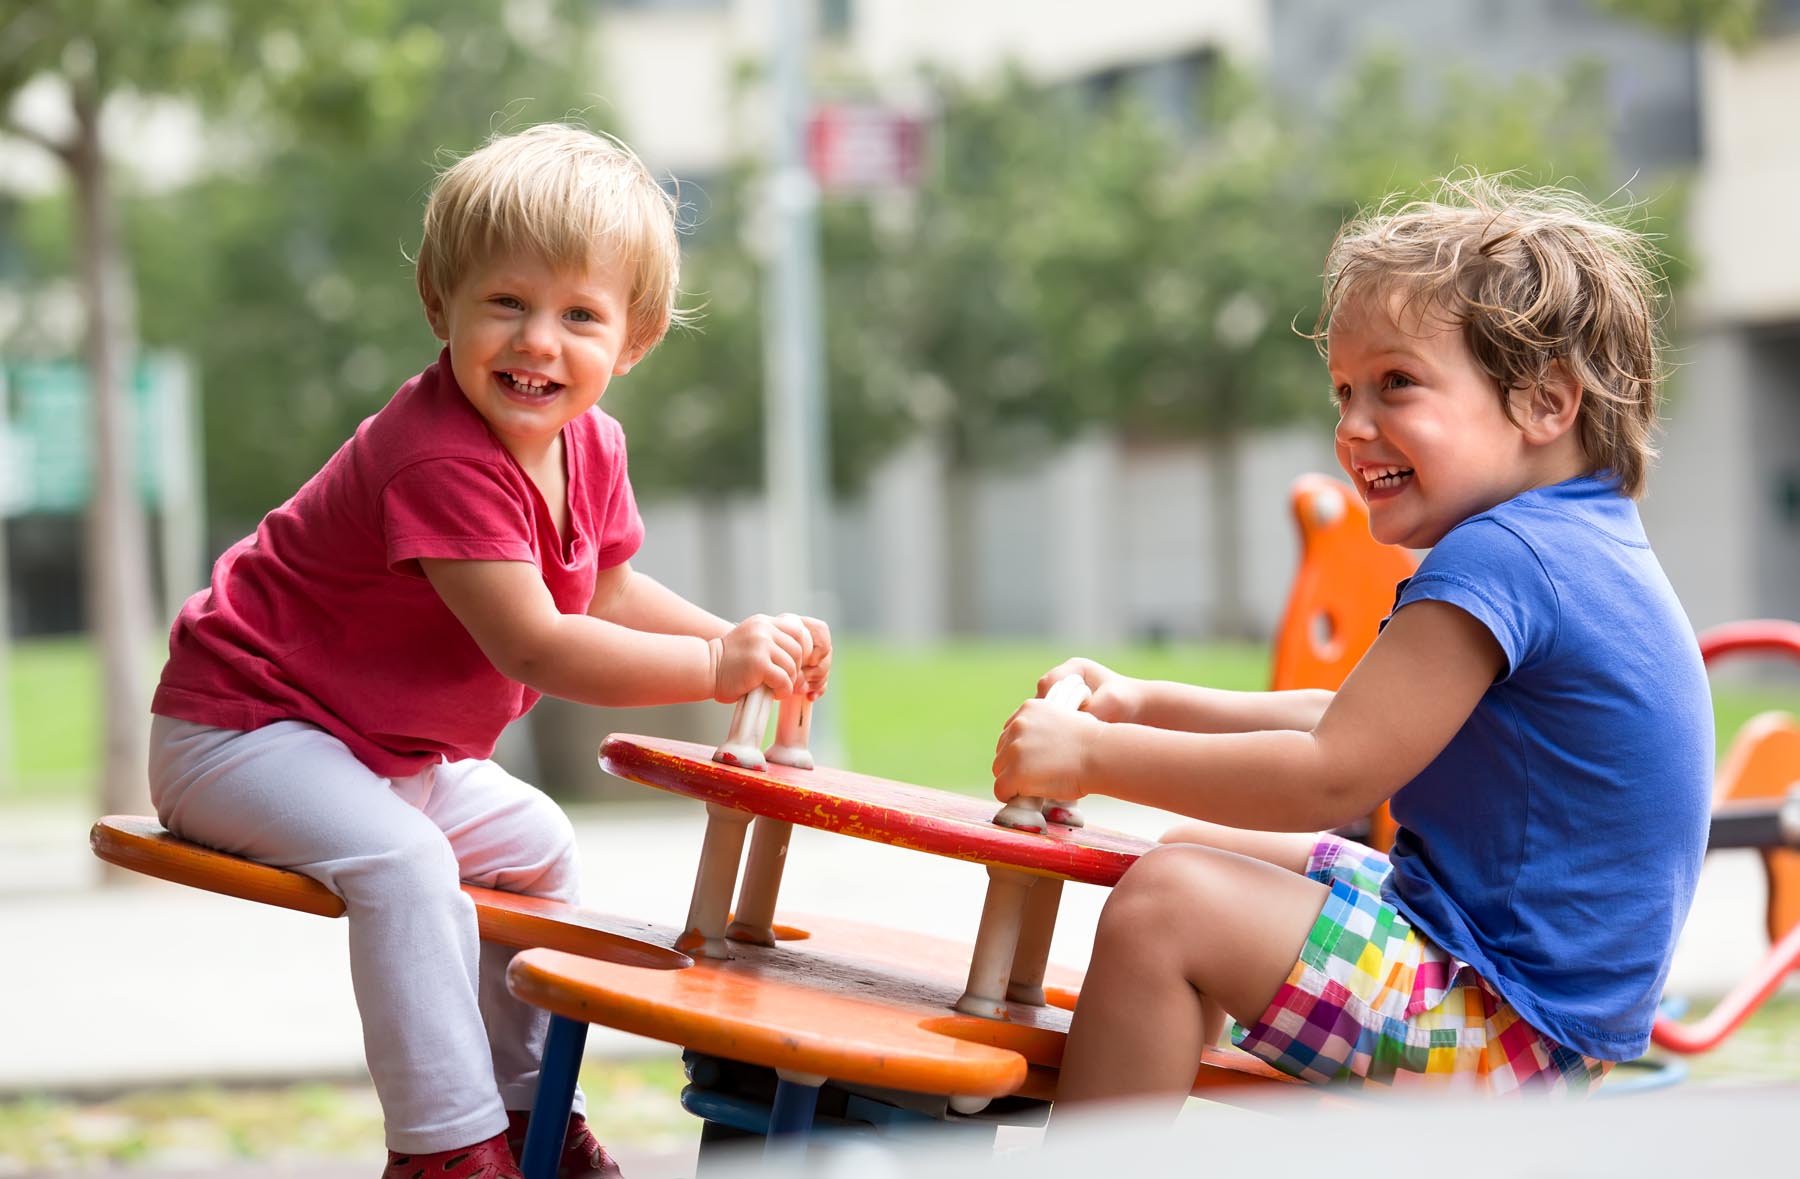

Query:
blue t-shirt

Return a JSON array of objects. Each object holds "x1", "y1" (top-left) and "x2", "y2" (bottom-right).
[{"x1": 1382, "y1": 473, "x2": 1711, "y2": 1060}]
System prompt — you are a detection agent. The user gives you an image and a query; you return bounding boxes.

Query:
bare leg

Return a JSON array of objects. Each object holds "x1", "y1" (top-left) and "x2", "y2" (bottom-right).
[
  {"x1": 1156, "y1": 822, "x2": 1322, "y2": 1051},
  {"x1": 1157, "y1": 818, "x2": 1320, "y2": 875},
  {"x1": 1051, "y1": 844, "x2": 1328, "y2": 1129}
]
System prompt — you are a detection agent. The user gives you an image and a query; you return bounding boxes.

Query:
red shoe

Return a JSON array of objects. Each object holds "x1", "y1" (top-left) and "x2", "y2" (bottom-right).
[
  {"x1": 382, "y1": 1130, "x2": 521, "y2": 1179},
  {"x1": 506, "y1": 1110, "x2": 624, "y2": 1178}
]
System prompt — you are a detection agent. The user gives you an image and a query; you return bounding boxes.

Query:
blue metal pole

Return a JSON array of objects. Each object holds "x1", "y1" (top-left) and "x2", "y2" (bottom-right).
[
  {"x1": 767, "y1": 1074, "x2": 821, "y2": 1138},
  {"x1": 521, "y1": 1014, "x2": 588, "y2": 1179}
]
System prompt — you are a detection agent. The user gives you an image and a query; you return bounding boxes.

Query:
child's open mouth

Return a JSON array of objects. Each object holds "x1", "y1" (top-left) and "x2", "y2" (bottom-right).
[{"x1": 498, "y1": 371, "x2": 563, "y2": 398}]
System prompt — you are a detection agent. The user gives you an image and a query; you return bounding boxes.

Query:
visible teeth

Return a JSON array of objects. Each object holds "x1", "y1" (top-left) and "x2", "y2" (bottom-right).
[
  {"x1": 504, "y1": 373, "x2": 553, "y2": 392},
  {"x1": 1364, "y1": 465, "x2": 1412, "y2": 489}
]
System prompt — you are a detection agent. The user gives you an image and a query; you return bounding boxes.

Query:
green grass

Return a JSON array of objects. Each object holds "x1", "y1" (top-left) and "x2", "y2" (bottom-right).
[
  {"x1": 832, "y1": 639, "x2": 1270, "y2": 794},
  {"x1": 5, "y1": 635, "x2": 1799, "y2": 803},
  {"x1": 2, "y1": 636, "x2": 106, "y2": 800},
  {"x1": 0, "y1": 1057, "x2": 695, "y2": 1171}
]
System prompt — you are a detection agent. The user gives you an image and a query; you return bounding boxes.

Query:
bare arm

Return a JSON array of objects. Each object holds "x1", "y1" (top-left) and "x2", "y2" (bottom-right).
[
  {"x1": 1040, "y1": 657, "x2": 1332, "y2": 733},
  {"x1": 423, "y1": 558, "x2": 810, "y2": 707},
  {"x1": 1125, "y1": 680, "x2": 1333, "y2": 733},
  {"x1": 996, "y1": 601, "x2": 1503, "y2": 831},
  {"x1": 587, "y1": 562, "x2": 834, "y2": 699},
  {"x1": 587, "y1": 560, "x2": 731, "y2": 640}
]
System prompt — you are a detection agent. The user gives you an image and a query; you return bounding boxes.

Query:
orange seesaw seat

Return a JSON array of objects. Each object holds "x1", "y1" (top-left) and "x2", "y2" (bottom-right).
[
  {"x1": 506, "y1": 911, "x2": 1295, "y2": 1106},
  {"x1": 90, "y1": 814, "x2": 692, "y2": 971}
]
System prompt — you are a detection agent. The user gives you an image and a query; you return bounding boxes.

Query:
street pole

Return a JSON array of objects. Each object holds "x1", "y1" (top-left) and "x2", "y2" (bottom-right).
[
  {"x1": 762, "y1": 0, "x2": 837, "y2": 758},
  {"x1": 0, "y1": 374, "x2": 17, "y2": 793}
]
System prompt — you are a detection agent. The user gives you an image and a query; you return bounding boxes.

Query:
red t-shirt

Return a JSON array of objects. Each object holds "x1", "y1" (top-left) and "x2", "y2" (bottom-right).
[{"x1": 152, "y1": 350, "x2": 645, "y2": 778}]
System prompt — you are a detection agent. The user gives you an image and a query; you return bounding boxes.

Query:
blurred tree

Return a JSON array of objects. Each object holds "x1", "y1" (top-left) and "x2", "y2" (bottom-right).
[
  {"x1": 863, "y1": 71, "x2": 1104, "y2": 629},
  {"x1": 599, "y1": 53, "x2": 1675, "y2": 637},
  {"x1": 878, "y1": 59, "x2": 1636, "y2": 635},
  {"x1": 1595, "y1": 0, "x2": 1769, "y2": 47},
  {"x1": 1024, "y1": 69, "x2": 1330, "y2": 635},
  {"x1": 124, "y1": 4, "x2": 600, "y2": 534},
  {"x1": 0, "y1": 0, "x2": 593, "y2": 829}
]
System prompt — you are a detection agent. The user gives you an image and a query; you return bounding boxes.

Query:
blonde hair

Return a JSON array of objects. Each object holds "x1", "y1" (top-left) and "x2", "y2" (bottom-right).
[
  {"x1": 415, "y1": 123, "x2": 686, "y2": 355},
  {"x1": 1317, "y1": 173, "x2": 1667, "y2": 497}
]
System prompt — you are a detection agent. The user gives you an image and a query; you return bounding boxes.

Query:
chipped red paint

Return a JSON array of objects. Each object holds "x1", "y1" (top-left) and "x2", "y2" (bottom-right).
[{"x1": 600, "y1": 735, "x2": 1152, "y2": 886}]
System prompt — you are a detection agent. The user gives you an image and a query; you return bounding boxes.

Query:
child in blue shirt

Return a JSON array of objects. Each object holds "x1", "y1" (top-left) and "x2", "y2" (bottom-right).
[{"x1": 993, "y1": 175, "x2": 1711, "y2": 1109}]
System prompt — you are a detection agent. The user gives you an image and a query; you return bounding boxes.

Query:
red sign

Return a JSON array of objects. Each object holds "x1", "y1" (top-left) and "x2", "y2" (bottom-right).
[{"x1": 806, "y1": 104, "x2": 927, "y2": 193}]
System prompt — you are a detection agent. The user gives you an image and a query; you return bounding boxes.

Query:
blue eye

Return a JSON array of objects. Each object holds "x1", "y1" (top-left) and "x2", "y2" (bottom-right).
[
  {"x1": 493, "y1": 295, "x2": 523, "y2": 310},
  {"x1": 1385, "y1": 372, "x2": 1414, "y2": 390},
  {"x1": 567, "y1": 308, "x2": 596, "y2": 323}
]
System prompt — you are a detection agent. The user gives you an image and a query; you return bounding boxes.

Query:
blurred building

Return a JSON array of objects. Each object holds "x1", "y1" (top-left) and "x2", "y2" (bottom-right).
[
  {"x1": 3, "y1": 2, "x2": 1794, "y2": 643},
  {"x1": 600, "y1": 0, "x2": 1800, "y2": 640},
  {"x1": 1658, "y1": 16, "x2": 1800, "y2": 629}
]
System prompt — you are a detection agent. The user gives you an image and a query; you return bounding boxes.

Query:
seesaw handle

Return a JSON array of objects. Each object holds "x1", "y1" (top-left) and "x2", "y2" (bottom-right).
[
  {"x1": 713, "y1": 684, "x2": 816, "y2": 772},
  {"x1": 992, "y1": 673, "x2": 1092, "y2": 832}
]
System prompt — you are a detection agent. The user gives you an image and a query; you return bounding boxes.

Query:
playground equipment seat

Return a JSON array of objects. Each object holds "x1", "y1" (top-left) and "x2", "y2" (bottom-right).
[{"x1": 88, "y1": 814, "x2": 694, "y2": 969}]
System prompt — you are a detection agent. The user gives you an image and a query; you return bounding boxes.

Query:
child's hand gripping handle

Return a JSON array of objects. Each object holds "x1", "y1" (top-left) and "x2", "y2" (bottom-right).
[{"x1": 992, "y1": 673, "x2": 1091, "y2": 832}]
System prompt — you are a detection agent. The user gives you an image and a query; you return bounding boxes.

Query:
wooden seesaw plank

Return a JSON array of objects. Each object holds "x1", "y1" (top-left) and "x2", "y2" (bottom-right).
[
  {"x1": 599, "y1": 736, "x2": 1154, "y2": 886},
  {"x1": 508, "y1": 910, "x2": 1294, "y2": 1102},
  {"x1": 90, "y1": 815, "x2": 692, "y2": 971}
]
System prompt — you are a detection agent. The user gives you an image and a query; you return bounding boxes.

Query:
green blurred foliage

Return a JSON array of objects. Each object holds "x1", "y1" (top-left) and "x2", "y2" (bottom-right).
[
  {"x1": 3, "y1": 0, "x2": 602, "y2": 534},
  {"x1": 3, "y1": 12, "x2": 1691, "y2": 526},
  {"x1": 128, "y1": 2, "x2": 600, "y2": 535},
  {"x1": 1596, "y1": 0, "x2": 1770, "y2": 47},
  {"x1": 621, "y1": 52, "x2": 1681, "y2": 504}
]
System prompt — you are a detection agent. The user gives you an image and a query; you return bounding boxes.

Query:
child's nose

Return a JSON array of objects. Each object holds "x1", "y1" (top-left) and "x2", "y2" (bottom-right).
[
  {"x1": 1334, "y1": 399, "x2": 1376, "y2": 444},
  {"x1": 514, "y1": 313, "x2": 558, "y2": 356}
]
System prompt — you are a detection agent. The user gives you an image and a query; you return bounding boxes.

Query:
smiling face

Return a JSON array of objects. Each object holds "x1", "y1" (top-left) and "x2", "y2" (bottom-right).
[
  {"x1": 423, "y1": 252, "x2": 646, "y2": 468},
  {"x1": 1328, "y1": 293, "x2": 1580, "y2": 549}
]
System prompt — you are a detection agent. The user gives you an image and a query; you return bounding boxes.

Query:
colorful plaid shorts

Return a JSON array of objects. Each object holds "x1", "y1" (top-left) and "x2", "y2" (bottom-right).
[{"x1": 1229, "y1": 836, "x2": 1610, "y2": 1094}]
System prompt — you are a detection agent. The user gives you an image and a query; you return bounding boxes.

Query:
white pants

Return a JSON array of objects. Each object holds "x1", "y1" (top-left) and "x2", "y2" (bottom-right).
[{"x1": 148, "y1": 715, "x2": 586, "y2": 1153}]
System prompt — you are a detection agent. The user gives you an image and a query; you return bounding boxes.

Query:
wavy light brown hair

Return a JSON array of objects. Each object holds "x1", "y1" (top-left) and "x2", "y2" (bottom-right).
[
  {"x1": 1316, "y1": 174, "x2": 1668, "y2": 497},
  {"x1": 415, "y1": 123, "x2": 687, "y2": 356}
]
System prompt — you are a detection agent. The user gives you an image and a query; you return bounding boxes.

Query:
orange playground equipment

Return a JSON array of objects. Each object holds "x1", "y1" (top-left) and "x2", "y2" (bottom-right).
[{"x1": 85, "y1": 472, "x2": 1798, "y2": 1174}]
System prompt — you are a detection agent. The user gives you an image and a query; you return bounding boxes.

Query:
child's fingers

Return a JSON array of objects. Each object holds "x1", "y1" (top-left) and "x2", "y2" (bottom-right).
[
  {"x1": 800, "y1": 616, "x2": 832, "y2": 665},
  {"x1": 770, "y1": 627, "x2": 804, "y2": 675},
  {"x1": 1036, "y1": 657, "x2": 1099, "y2": 698},
  {"x1": 801, "y1": 657, "x2": 831, "y2": 699},
  {"x1": 771, "y1": 612, "x2": 813, "y2": 665},
  {"x1": 763, "y1": 647, "x2": 800, "y2": 695}
]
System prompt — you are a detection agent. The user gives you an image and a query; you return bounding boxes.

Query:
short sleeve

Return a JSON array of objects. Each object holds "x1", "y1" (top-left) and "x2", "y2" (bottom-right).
[
  {"x1": 585, "y1": 413, "x2": 644, "y2": 569},
  {"x1": 1392, "y1": 519, "x2": 1558, "y2": 680},
  {"x1": 381, "y1": 457, "x2": 536, "y2": 573}
]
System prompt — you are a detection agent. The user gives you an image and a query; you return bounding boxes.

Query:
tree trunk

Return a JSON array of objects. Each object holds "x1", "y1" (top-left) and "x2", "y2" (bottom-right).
[
  {"x1": 1203, "y1": 429, "x2": 1258, "y2": 639},
  {"x1": 70, "y1": 82, "x2": 155, "y2": 858}
]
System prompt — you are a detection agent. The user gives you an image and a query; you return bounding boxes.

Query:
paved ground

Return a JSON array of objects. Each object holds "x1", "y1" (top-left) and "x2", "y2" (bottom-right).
[{"x1": 3, "y1": 795, "x2": 1795, "y2": 1175}]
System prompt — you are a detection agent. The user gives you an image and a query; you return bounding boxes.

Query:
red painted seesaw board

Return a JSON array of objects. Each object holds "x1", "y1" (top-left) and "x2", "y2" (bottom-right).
[{"x1": 598, "y1": 735, "x2": 1154, "y2": 885}]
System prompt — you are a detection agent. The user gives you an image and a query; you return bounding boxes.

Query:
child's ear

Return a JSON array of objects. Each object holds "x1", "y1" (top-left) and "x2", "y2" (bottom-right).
[
  {"x1": 422, "y1": 289, "x2": 450, "y2": 341},
  {"x1": 612, "y1": 341, "x2": 651, "y2": 376},
  {"x1": 1519, "y1": 361, "x2": 1582, "y2": 444}
]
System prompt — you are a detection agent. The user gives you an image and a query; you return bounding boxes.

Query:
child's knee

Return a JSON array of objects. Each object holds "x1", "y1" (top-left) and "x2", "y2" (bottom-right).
[
  {"x1": 1101, "y1": 844, "x2": 1222, "y2": 940},
  {"x1": 524, "y1": 795, "x2": 581, "y2": 900},
  {"x1": 342, "y1": 829, "x2": 463, "y2": 903},
  {"x1": 488, "y1": 792, "x2": 582, "y2": 901}
]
